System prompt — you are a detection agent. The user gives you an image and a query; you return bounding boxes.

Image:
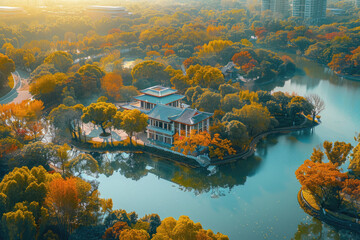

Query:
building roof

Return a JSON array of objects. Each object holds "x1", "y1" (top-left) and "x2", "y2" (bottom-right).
[
  {"x1": 134, "y1": 94, "x2": 184, "y2": 105},
  {"x1": 147, "y1": 104, "x2": 213, "y2": 125},
  {"x1": 169, "y1": 108, "x2": 213, "y2": 125},
  {"x1": 147, "y1": 105, "x2": 183, "y2": 123},
  {"x1": 140, "y1": 85, "x2": 178, "y2": 97}
]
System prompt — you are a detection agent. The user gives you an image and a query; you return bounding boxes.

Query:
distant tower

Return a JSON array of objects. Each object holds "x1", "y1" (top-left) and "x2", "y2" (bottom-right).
[
  {"x1": 261, "y1": 0, "x2": 290, "y2": 17},
  {"x1": 293, "y1": 0, "x2": 327, "y2": 24}
]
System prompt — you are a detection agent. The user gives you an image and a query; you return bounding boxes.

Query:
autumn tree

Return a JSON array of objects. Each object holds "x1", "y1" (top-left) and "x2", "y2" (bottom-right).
[
  {"x1": 119, "y1": 229, "x2": 150, "y2": 240},
  {"x1": 101, "y1": 72, "x2": 124, "y2": 101},
  {"x1": 323, "y1": 141, "x2": 353, "y2": 167},
  {"x1": 349, "y1": 134, "x2": 360, "y2": 177},
  {"x1": 103, "y1": 221, "x2": 130, "y2": 239},
  {"x1": 44, "y1": 51, "x2": 73, "y2": 72},
  {"x1": 172, "y1": 130, "x2": 212, "y2": 155},
  {"x1": 45, "y1": 177, "x2": 105, "y2": 239},
  {"x1": 81, "y1": 100, "x2": 117, "y2": 136},
  {"x1": 295, "y1": 160, "x2": 347, "y2": 210},
  {"x1": 0, "y1": 53, "x2": 15, "y2": 88},
  {"x1": 152, "y1": 216, "x2": 228, "y2": 240},
  {"x1": 112, "y1": 109, "x2": 148, "y2": 145},
  {"x1": 287, "y1": 96, "x2": 313, "y2": 121}
]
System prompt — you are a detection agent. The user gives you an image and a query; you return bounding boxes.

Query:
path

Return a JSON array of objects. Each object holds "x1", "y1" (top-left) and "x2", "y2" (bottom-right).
[
  {"x1": 298, "y1": 190, "x2": 360, "y2": 233},
  {"x1": 0, "y1": 71, "x2": 32, "y2": 104}
]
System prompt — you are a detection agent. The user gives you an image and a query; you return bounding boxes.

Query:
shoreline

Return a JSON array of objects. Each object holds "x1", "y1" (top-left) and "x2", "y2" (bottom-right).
[
  {"x1": 298, "y1": 190, "x2": 360, "y2": 234},
  {"x1": 71, "y1": 117, "x2": 315, "y2": 168}
]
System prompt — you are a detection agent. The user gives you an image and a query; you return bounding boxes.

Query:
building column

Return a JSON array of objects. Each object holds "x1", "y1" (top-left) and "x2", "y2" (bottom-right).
[
  {"x1": 207, "y1": 118, "x2": 210, "y2": 132},
  {"x1": 185, "y1": 125, "x2": 188, "y2": 137}
]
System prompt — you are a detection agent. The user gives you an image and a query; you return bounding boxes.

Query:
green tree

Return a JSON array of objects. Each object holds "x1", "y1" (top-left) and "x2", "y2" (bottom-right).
[
  {"x1": 194, "y1": 91, "x2": 221, "y2": 113},
  {"x1": 81, "y1": 100, "x2": 117, "y2": 136},
  {"x1": 17, "y1": 141, "x2": 57, "y2": 169},
  {"x1": 225, "y1": 120, "x2": 249, "y2": 148},
  {"x1": 0, "y1": 53, "x2": 15, "y2": 88}
]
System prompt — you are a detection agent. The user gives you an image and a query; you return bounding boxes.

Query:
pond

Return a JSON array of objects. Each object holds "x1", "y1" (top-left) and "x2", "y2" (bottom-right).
[{"x1": 84, "y1": 54, "x2": 360, "y2": 239}]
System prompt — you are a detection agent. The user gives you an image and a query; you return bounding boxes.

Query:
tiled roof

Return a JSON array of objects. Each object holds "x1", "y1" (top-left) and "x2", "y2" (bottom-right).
[
  {"x1": 169, "y1": 108, "x2": 213, "y2": 125},
  {"x1": 147, "y1": 105, "x2": 183, "y2": 122},
  {"x1": 134, "y1": 94, "x2": 184, "y2": 105},
  {"x1": 141, "y1": 85, "x2": 177, "y2": 97}
]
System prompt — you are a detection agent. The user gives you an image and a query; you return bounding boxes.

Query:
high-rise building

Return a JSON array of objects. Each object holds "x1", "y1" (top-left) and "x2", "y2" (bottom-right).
[
  {"x1": 261, "y1": 0, "x2": 290, "y2": 17},
  {"x1": 293, "y1": 0, "x2": 327, "y2": 24}
]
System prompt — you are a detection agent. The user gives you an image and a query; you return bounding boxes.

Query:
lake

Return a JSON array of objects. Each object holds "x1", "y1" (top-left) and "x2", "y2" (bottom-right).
[{"x1": 85, "y1": 54, "x2": 360, "y2": 239}]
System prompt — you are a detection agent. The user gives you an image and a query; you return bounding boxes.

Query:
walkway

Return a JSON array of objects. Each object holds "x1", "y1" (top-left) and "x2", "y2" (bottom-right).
[
  {"x1": 298, "y1": 190, "x2": 360, "y2": 233},
  {"x1": 0, "y1": 70, "x2": 32, "y2": 104}
]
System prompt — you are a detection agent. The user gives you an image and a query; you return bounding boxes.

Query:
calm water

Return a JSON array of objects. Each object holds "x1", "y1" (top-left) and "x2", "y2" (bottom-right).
[{"x1": 85, "y1": 55, "x2": 360, "y2": 239}]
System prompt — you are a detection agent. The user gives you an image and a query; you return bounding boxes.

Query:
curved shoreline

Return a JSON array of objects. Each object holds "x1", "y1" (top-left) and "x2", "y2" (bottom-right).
[
  {"x1": 0, "y1": 71, "x2": 21, "y2": 104},
  {"x1": 210, "y1": 117, "x2": 313, "y2": 165},
  {"x1": 298, "y1": 190, "x2": 360, "y2": 234}
]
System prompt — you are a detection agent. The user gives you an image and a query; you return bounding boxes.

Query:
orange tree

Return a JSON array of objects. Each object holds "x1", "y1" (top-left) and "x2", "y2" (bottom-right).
[{"x1": 295, "y1": 160, "x2": 347, "y2": 210}]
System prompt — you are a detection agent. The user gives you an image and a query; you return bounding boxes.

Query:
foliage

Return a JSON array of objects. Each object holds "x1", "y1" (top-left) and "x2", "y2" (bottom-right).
[
  {"x1": 81, "y1": 100, "x2": 117, "y2": 135},
  {"x1": 44, "y1": 51, "x2": 73, "y2": 73},
  {"x1": 112, "y1": 109, "x2": 148, "y2": 145}
]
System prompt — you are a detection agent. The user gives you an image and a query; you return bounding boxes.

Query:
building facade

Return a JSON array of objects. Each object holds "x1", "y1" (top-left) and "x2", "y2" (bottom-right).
[
  {"x1": 122, "y1": 86, "x2": 213, "y2": 145},
  {"x1": 293, "y1": 0, "x2": 327, "y2": 24},
  {"x1": 261, "y1": 0, "x2": 290, "y2": 17}
]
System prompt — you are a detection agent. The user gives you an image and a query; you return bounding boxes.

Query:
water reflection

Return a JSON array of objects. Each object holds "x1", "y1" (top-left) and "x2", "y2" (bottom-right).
[
  {"x1": 293, "y1": 217, "x2": 359, "y2": 240},
  {"x1": 81, "y1": 151, "x2": 263, "y2": 196}
]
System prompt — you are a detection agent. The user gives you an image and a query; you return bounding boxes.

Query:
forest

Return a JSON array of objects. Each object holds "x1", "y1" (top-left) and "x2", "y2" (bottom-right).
[{"x1": 0, "y1": 0, "x2": 360, "y2": 239}]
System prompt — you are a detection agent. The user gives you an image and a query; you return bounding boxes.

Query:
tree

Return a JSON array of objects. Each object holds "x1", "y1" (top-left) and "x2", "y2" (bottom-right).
[
  {"x1": 101, "y1": 73, "x2": 123, "y2": 101},
  {"x1": 291, "y1": 37, "x2": 313, "y2": 53},
  {"x1": 44, "y1": 51, "x2": 73, "y2": 72},
  {"x1": 0, "y1": 53, "x2": 15, "y2": 88},
  {"x1": 131, "y1": 61, "x2": 170, "y2": 89},
  {"x1": 45, "y1": 177, "x2": 80, "y2": 238},
  {"x1": 349, "y1": 135, "x2": 360, "y2": 177},
  {"x1": 103, "y1": 221, "x2": 130, "y2": 239},
  {"x1": 225, "y1": 120, "x2": 249, "y2": 148},
  {"x1": 221, "y1": 93, "x2": 243, "y2": 112},
  {"x1": 190, "y1": 65, "x2": 225, "y2": 89},
  {"x1": 194, "y1": 91, "x2": 221, "y2": 112},
  {"x1": 119, "y1": 229, "x2": 150, "y2": 240},
  {"x1": 152, "y1": 216, "x2": 228, "y2": 240},
  {"x1": 49, "y1": 104, "x2": 84, "y2": 141},
  {"x1": 45, "y1": 177, "x2": 104, "y2": 239},
  {"x1": 323, "y1": 141, "x2": 352, "y2": 167},
  {"x1": 232, "y1": 103, "x2": 272, "y2": 136},
  {"x1": 55, "y1": 143, "x2": 71, "y2": 176},
  {"x1": 209, "y1": 133, "x2": 236, "y2": 160},
  {"x1": 172, "y1": 130, "x2": 212, "y2": 155},
  {"x1": 306, "y1": 94, "x2": 325, "y2": 122},
  {"x1": 112, "y1": 109, "x2": 148, "y2": 145},
  {"x1": 81, "y1": 100, "x2": 117, "y2": 136},
  {"x1": 287, "y1": 96, "x2": 313, "y2": 121},
  {"x1": 232, "y1": 51, "x2": 252, "y2": 67},
  {"x1": 295, "y1": 160, "x2": 347, "y2": 210},
  {"x1": 2, "y1": 209, "x2": 37, "y2": 240},
  {"x1": 17, "y1": 141, "x2": 57, "y2": 169},
  {"x1": 118, "y1": 86, "x2": 139, "y2": 102}
]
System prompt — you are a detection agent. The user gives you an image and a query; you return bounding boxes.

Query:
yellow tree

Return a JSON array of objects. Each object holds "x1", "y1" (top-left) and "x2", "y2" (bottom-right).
[
  {"x1": 113, "y1": 109, "x2": 148, "y2": 145},
  {"x1": 81, "y1": 100, "x2": 117, "y2": 136},
  {"x1": 209, "y1": 134, "x2": 236, "y2": 160}
]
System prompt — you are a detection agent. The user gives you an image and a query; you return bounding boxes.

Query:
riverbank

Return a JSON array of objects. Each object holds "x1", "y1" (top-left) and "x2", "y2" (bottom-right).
[
  {"x1": 70, "y1": 116, "x2": 315, "y2": 168},
  {"x1": 298, "y1": 190, "x2": 360, "y2": 234}
]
